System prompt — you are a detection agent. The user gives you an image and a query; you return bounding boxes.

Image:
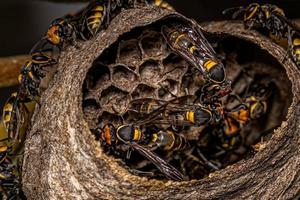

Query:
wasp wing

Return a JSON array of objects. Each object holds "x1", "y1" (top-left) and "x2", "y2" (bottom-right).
[
  {"x1": 190, "y1": 20, "x2": 219, "y2": 58},
  {"x1": 161, "y1": 25, "x2": 207, "y2": 75},
  {"x1": 130, "y1": 95, "x2": 194, "y2": 114},
  {"x1": 130, "y1": 143, "x2": 185, "y2": 181},
  {"x1": 275, "y1": 14, "x2": 300, "y2": 34},
  {"x1": 133, "y1": 96, "x2": 194, "y2": 126}
]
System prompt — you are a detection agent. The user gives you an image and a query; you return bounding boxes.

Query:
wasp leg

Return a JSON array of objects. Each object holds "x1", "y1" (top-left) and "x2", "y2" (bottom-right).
[
  {"x1": 196, "y1": 148, "x2": 220, "y2": 170},
  {"x1": 158, "y1": 83, "x2": 178, "y2": 98},
  {"x1": 128, "y1": 169, "x2": 155, "y2": 177}
]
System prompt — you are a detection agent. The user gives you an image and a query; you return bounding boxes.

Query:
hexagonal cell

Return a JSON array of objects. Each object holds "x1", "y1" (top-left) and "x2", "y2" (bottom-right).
[
  {"x1": 99, "y1": 86, "x2": 130, "y2": 114},
  {"x1": 82, "y1": 98, "x2": 101, "y2": 130},
  {"x1": 84, "y1": 62, "x2": 111, "y2": 91},
  {"x1": 157, "y1": 79, "x2": 181, "y2": 100},
  {"x1": 131, "y1": 84, "x2": 156, "y2": 99},
  {"x1": 98, "y1": 111, "x2": 122, "y2": 127},
  {"x1": 181, "y1": 68, "x2": 206, "y2": 96},
  {"x1": 139, "y1": 30, "x2": 167, "y2": 58},
  {"x1": 162, "y1": 53, "x2": 189, "y2": 80},
  {"x1": 117, "y1": 39, "x2": 142, "y2": 67},
  {"x1": 139, "y1": 60, "x2": 162, "y2": 84},
  {"x1": 112, "y1": 65, "x2": 139, "y2": 92}
]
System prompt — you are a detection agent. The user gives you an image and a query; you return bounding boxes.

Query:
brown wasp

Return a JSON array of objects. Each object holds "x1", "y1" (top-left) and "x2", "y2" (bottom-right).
[
  {"x1": 97, "y1": 101, "x2": 186, "y2": 181},
  {"x1": 161, "y1": 21, "x2": 226, "y2": 85}
]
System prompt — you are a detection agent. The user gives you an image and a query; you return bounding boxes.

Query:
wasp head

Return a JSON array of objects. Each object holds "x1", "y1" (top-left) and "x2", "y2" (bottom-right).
[
  {"x1": 243, "y1": 3, "x2": 266, "y2": 29},
  {"x1": 99, "y1": 123, "x2": 117, "y2": 146},
  {"x1": 47, "y1": 24, "x2": 62, "y2": 45}
]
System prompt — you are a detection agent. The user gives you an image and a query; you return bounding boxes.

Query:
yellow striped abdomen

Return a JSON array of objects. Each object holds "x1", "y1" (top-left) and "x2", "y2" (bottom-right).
[
  {"x1": 86, "y1": 4, "x2": 105, "y2": 36},
  {"x1": 292, "y1": 34, "x2": 300, "y2": 66}
]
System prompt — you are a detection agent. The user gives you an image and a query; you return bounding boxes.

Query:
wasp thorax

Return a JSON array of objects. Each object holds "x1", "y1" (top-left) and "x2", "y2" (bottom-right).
[
  {"x1": 194, "y1": 108, "x2": 212, "y2": 126},
  {"x1": 207, "y1": 62, "x2": 226, "y2": 83},
  {"x1": 116, "y1": 125, "x2": 138, "y2": 143},
  {"x1": 47, "y1": 25, "x2": 61, "y2": 45}
]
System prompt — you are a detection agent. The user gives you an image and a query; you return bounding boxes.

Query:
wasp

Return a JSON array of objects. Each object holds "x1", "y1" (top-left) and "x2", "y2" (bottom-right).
[
  {"x1": 161, "y1": 22, "x2": 227, "y2": 84},
  {"x1": 98, "y1": 123, "x2": 185, "y2": 180},
  {"x1": 2, "y1": 92, "x2": 28, "y2": 143},
  {"x1": 224, "y1": 83, "x2": 270, "y2": 134},
  {"x1": 212, "y1": 81, "x2": 271, "y2": 151},
  {"x1": 78, "y1": 0, "x2": 113, "y2": 40},
  {"x1": 146, "y1": 0, "x2": 174, "y2": 11},
  {"x1": 223, "y1": 3, "x2": 300, "y2": 68},
  {"x1": 223, "y1": 3, "x2": 286, "y2": 38},
  {"x1": 18, "y1": 53, "x2": 57, "y2": 102},
  {"x1": 199, "y1": 81, "x2": 232, "y2": 104},
  {"x1": 45, "y1": 15, "x2": 80, "y2": 49},
  {"x1": 129, "y1": 96, "x2": 224, "y2": 128},
  {"x1": 97, "y1": 103, "x2": 185, "y2": 181},
  {"x1": 219, "y1": 82, "x2": 271, "y2": 150},
  {"x1": 288, "y1": 30, "x2": 300, "y2": 67},
  {"x1": 0, "y1": 144, "x2": 21, "y2": 199},
  {"x1": 43, "y1": 0, "x2": 122, "y2": 48}
]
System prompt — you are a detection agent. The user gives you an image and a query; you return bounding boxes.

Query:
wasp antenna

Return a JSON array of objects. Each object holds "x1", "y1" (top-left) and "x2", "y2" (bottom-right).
[
  {"x1": 222, "y1": 7, "x2": 245, "y2": 19},
  {"x1": 126, "y1": 147, "x2": 132, "y2": 159},
  {"x1": 232, "y1": 8, "x2": 246, "y2": 19},
  {"x1": 222, "y1": 6, "x2": 243, "y2": 15}
]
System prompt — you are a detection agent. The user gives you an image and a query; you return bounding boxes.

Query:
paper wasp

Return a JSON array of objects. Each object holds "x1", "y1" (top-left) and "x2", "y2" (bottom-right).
[
  {"x1": 223, "y1": 3, "x2": 286, "y2": 37},
  {"x1": 146, "y1": 0, "x2": 174, "y2": 11},
  {"x1": 97, "y1": 102, "x2": 185, "y2": 181},
  {"x1": 223, "y1": 3, "x2": 300, "y2": 68},
  {"x1": 0, "y1": 144, "x2": 21, "y2": 200},
  {"x1": 78, "y1": 0, "x2": 117, "y2": 40},
  {"x1": 129, "y1": 96, "x2": 224, "y2": 127},
  {"x1": 18, "y1": 53, "x2": 57, "y2": 102},
  {"x1": 161, "y1": 21, "x2": 226, "y2": 84},
  {"x1": 217, "y1": 81, "x2": 271, "y2": 150},
  {"x1": 2, "y1": 92, "x2": 28, "y2": 143}
]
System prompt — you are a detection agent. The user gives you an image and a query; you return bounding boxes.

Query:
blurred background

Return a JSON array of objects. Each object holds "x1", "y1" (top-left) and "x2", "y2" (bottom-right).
[{"x1": 0, "y1": 0, "x2": 299, "y2": 109}]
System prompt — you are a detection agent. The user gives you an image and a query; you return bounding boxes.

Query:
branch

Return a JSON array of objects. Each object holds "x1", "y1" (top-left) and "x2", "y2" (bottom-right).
[{"x1": 0, "y1": 55, "x2": 29, "y2": 88}]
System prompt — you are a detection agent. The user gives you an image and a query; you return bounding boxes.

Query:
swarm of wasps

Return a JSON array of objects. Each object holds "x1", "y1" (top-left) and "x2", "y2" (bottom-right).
[{"x1": 0, "y1": 0, "x2": 297, "y2": 198}]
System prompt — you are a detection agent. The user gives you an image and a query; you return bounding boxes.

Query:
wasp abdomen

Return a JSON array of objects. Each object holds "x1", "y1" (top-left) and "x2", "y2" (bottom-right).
[
  {"x1": 291, "y1": 32, "x2": 300, "y2": 66},
  {"x1": 152, "y1": 130, "x2": 186, "y2": 151},
  {"x1": 86, "y1": 1, "x2": 106, "y2": 36},
  {"x1": 204, "y1": 59, "x2": 226, "y2": 84}
]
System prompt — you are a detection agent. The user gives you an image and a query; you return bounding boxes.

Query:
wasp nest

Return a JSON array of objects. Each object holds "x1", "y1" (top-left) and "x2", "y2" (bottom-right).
[{"x1": 23, "y1": 6, "x2": 299, "y2": 200}]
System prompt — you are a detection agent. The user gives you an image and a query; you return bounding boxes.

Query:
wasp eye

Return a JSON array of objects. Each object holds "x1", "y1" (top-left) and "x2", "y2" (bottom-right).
[{"x1": 57, "y1": 26, "x2": 64, "y2": 37}]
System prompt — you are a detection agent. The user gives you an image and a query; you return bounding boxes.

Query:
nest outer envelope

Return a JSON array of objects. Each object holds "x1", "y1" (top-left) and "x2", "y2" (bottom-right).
[{"x1": 22, "y1": 6, "x2": 300, "y2": 200}]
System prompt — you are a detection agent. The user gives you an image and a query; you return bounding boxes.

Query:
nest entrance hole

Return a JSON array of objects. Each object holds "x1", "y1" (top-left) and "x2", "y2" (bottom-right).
[{"x1": 82, "y1": 21, "x2": 293, "y2": 181}]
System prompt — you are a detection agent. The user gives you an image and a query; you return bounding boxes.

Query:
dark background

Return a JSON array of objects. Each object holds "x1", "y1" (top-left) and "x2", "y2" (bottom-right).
[{"x1": 0, "y1": 0, "x2": 299, "y2": 108}]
